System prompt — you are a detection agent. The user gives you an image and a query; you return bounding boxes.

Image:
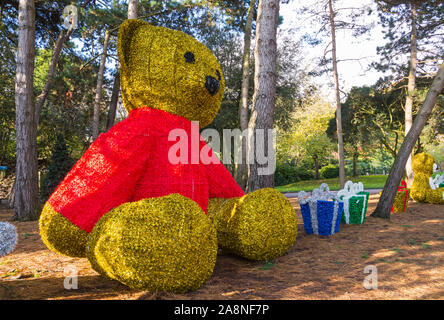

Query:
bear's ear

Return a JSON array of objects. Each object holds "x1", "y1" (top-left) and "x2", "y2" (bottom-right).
[{"x1": 117, "y1": 19, "x2": 150, "y2": 73}]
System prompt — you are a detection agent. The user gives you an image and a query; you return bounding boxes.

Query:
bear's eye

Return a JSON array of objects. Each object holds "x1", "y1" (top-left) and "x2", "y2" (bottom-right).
[
  {"x1": 184, "y1": 52, "x2": 195, "y2": 63},
  {"x1": 216, "y1": 70, "x2": 221, "y2": 81}
]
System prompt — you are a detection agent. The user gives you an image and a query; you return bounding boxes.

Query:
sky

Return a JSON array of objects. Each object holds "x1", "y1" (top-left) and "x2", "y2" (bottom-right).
[{"x1": 279, "y1": 0, "x2": 387, "y2": 96}]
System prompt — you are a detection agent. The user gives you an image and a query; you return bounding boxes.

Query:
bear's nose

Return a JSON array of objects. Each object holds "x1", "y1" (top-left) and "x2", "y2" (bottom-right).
[{"x1": 205, "y1": 76, "x2": 219, "y2": 96}]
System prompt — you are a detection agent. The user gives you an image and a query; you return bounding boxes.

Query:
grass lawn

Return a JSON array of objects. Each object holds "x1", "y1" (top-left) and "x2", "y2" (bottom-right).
[{"x1": 275, "y1": 174, "x2": 388, "y2": 193}]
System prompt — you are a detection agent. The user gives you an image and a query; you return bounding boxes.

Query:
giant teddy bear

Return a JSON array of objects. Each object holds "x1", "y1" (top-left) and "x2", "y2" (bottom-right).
[
  {"x1": 39, "y1": 19, "x2": 297, "y2": 293},
  {"x1": 411, "y1": 152, "x2": 444, "y2": 204}
]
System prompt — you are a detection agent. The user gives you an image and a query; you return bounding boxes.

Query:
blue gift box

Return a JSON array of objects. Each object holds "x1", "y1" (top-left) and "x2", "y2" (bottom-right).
[{"x1": 298, "y1": 183, "x2": 344, "y2": 236}]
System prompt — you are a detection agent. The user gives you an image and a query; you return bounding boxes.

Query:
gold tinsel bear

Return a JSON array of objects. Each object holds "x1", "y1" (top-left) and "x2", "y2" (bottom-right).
[
  {"x1": 39, "y1": 20, "x2": 297, "y2": 293},
  {"x1": 411, "y1": 152, "x2": 444, "y2": 205}
]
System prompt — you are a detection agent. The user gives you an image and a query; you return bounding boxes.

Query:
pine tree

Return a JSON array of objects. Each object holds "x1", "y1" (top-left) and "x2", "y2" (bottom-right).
[
  {"x1": 40, "y1": 134, "x2": 74, "y2": 201},
  {"x1": 373, "y1": 60, "x2": 444, "y2": 218},
  {"x1": 14, "y1": 0, "x2": 40, "y2": 221},
  {"x1": 247, "y1": 0, "x2": 280, "y2": 192},
  {"x1": 374, "y1": 0, "x2": 444, "y2": 186}
]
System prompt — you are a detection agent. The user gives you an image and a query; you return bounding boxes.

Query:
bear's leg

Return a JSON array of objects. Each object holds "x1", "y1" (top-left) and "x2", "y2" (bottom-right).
[
  {"x1": 426, "y1": 188, "x2": 444, "y2": 204},
  {"x1": 207, "y1": 188, "x2": 297, "y2": 261},
  {"x1": 39, "y1": 202, "x2": 88, "y2": 257},
  {"x1": 411, "y1": 174, "x2": 429, "y2": 202},
  {"x1": 86, "y1": 194, "x2": 218, "y2": 293}
]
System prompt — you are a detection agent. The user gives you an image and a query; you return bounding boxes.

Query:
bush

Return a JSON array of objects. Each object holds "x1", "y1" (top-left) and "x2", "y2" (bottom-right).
[
  {"x1": 40, "y1": 134, "x2": 74, "y2": 202},
  {"x1": 275, "y1": 163, "x2": 315, "y2": 186},
  {"x1": 320, "y1": 164, "x2": 339, "y2": 179},
  {"x1": 345, "y1": 161, "x2": 372, "y2": 176}
]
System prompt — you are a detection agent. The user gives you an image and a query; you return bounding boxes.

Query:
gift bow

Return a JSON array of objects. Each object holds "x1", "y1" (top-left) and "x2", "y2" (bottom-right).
[
  {"x1": 398, "y1": 180, "x2": 407, "y2": 190},
  {"x1": 298, "y1": 183, "x2": 339, "y2": 204},
  {"x1": 393, "y1": 180, "x2": 408, "y2": 213},
  {"x1": 429, "y1": 174, "x2": 444, "y2": 190},
  {"x1": 336, "y1": 180, "x2": 364, "y2": 199}
]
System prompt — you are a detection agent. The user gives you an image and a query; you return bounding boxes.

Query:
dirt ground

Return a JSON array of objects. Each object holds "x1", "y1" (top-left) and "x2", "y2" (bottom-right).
[{"x1": 0, "y1": 194, "x2": 443, "y2": 300}]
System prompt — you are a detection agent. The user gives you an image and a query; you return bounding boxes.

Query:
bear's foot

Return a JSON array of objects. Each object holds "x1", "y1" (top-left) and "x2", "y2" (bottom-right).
[
  {"x1": 86, "y1": 194, "x2": 218, "y2": 293},
  {"x1": 208, "y1": 188, "x2": 297, "y2": 261},
  {"x1": 39, "y1": 202, "x2": 88, "y2": 257}
]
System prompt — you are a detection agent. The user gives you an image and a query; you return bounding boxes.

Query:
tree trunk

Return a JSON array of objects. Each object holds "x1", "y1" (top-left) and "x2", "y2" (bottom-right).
[
  {"x1": 404, "y1": 2, "x2": 417, "y2": 187},
  {"x1": 246, "y1": 0, "x2": 279, "y2": 192},
  {"x1": 14, "y1": 0, "x2": 40, "y2": 221},
  {"x1": 105, "y1": 1, "x2": 136, "y2": 132},
  {"x1": 34, "y1": 25, "x2": 74, "y2": 127},
  {"x1": 128, "y1": 0, "x2": 138, "y2": 19},
  {"x1": 235, "y1": 0, "x2": 256, "y2": 191},
  {"x1": 7, "y1": 180, "x2": 15, "y2": 209},
  {"x1": 106, "y1": 71, "x2": 120, "y2": 131},
  {"x1": 372, "y1": 60, "x2": 444, "y2": 219},
  {"x1": 328, "y1": 0, "x2": 346, "y2": 189},
  {"x1": 353, "y1": 152, "x2": 358, "y2": 177},
  {"x1": 314, "y1": 155, "x2": 319, "y2": 179},
  {"x1": 92, "y1": 29, "x2": 110, "y2": 141}
]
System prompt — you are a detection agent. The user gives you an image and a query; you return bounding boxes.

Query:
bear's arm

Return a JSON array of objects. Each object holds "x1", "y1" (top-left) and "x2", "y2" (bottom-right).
[
  {"x1": 206, "y1": 161, "x2": 245, "y2": 198},
  {"x1": 47, "y1": 121, "x2": 152, "y2": 233},
  {"x1": 200, "y1": 142, "x2": 245, "y2": 198}
]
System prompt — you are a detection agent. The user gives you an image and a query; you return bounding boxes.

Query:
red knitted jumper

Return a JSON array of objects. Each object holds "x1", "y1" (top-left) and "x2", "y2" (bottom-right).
[{"x1": 48, "y1": 107, "x2": 245, "y2": 233}]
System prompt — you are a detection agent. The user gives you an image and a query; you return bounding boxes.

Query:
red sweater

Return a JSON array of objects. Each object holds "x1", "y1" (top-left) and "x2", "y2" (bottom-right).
[{"x1": 48, "y1": 107, "x2": 244, "y2": 233}]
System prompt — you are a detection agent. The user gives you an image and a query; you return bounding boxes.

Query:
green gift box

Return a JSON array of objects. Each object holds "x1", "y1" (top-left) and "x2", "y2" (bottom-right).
[
  {"x1": 430, "y1": 173, "x2": 444, "y2": 189},
  {"x1": 337, "y1": 181, "x2": 369, "y2": 225}
]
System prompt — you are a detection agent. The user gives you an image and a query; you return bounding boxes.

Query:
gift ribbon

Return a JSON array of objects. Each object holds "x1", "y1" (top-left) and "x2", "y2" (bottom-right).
[
  {"x1": 308, "y1": 197, "x2": 319, "y2": 234},
  {"x1": 331, "y1": 200, "x2": 340, "y2": 235}
]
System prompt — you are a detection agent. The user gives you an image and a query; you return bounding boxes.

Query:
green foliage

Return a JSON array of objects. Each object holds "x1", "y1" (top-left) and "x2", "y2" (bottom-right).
[
  {"x1": 275, "y1": 175, "x2": 388, "y2": 193},
  {"x1": 297, "y1": 0, "x2": 372, "y2": 76},
  {"x1": 320, "y1": 164, "x2": 339, "y2": 179},
  {"x1": 374, "y1": 0, "x2": 444, "y2": 85},
  {"x1": 40, "y1": 134, "x2": 74, "y2": 202},
  {"x1": 0, "y1": 21, "x2": 17, "y2": 168},
  {"x1": 275, "y1": 163, "x2": 315, "y2": 186},
  {"x1": 274, "y1": 33, "x2": 309, "y2": 131},
  {"x1": 277, "y1": 92, "x2": 335, "y2": 176},
  {"x1": 34, "y1": 46, "x2": 110, "y2": 160},
  {"x1": 345, "y1": 161, "x2": 372, "y2": 176},
  {"x1": 327, "y1": 85, "x2": 404, "y2": 159}
]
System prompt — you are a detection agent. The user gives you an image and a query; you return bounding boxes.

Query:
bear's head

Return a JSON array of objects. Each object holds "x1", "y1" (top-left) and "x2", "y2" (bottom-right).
[
  {"x1": 412, "y1": 152, "x2": 435, "y2": 176},
  {"x1": 117, "y1": 19, "x2": 225, "y2": 127}
]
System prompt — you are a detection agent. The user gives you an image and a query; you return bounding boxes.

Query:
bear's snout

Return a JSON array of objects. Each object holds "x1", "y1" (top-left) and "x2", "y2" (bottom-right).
[{"x1": 205, "y1": 76, "x2": 219, "y2": 96}]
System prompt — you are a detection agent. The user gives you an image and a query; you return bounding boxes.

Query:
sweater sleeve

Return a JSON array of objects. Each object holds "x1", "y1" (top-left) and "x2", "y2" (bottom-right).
[
  {"x1": 48, "y1": 118, "x2": 152, "y2": 233},
  {"x1": 199, "y1": 140, "x2": 245, "y2": 199}
]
